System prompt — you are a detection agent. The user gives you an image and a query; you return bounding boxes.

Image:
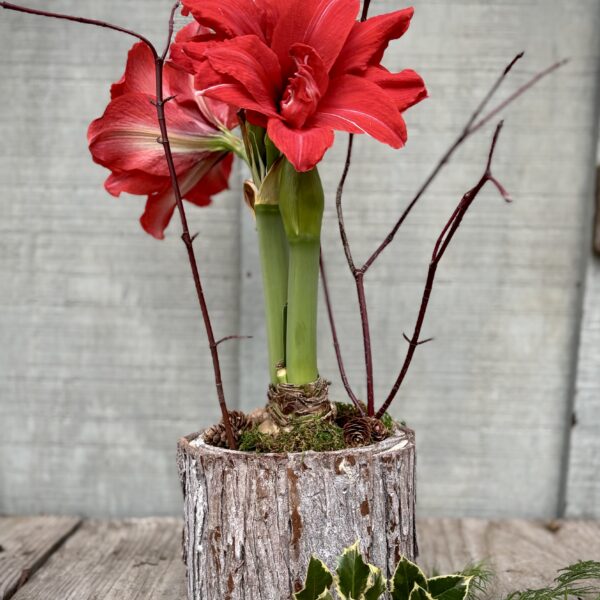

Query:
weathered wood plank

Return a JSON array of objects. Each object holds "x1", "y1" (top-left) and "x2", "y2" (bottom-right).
[
  {"x1": 10, "y1": 519, "x2": 185, "y2": 600},
  {"x1": 418, "y1": 519, "x2": 600, "y2": 595},
  {"x1": 0, "y1": 516, "x2": 81, "y2": 600}
]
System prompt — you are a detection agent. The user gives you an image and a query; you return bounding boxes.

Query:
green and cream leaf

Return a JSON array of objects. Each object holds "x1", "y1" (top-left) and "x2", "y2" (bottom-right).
[
  {"x1": 390, "y1": 557, "x2": 429, "y2": 600},
  {"x1": 428, "y1": 575, "x2": 472, "y2": 600},
  {"x1": 295, "y1": 556, "x2": 334, "y2": 600},
  {"x1": 335, "y1": 542, "x2": 372, "y2": 599}
]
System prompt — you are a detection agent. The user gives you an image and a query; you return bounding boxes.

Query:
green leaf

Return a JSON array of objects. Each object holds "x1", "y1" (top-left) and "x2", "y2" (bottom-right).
[
  {"x1": 428, "y1": 575, "x2": 472, "y2": 600},
  {"x1": 364, "y1": 564, "x2": 387, "y2": 600},
  {"x1": 390, "y1": 557, "x2": 428, "y2": 600},
  {"x1": 335, "y1": 542, "x2": 372, "y2": 599},
  {"x1": 410, "y1": 584, "x2": 435, "y2": 600},
  {"x1": 295, "y1": 556, "x2": 334, "y2": 600}
]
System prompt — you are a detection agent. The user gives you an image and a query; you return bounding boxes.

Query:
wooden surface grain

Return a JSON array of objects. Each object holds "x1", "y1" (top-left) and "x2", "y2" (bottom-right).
[
  {"x1": 1, "y1": 0, "x2": 600, "y2": 519},
  {"x1": 3, "y1": 517, "x2": 600, "y2": 600},
  {"x1": 0, "y1": 516, "x2": 81, "y2": 600},
  {"x1": 417, "y1": 518, "x2": 600, "y2": 596},
  {"x1": 9, "y1": 519, "x2": 185, "y2": 600}
]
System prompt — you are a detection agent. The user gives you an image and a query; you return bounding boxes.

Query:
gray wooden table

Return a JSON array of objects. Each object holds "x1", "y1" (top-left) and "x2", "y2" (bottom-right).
[{"x1": 0, "y1": 518, "x2": 598, "y2": 599}]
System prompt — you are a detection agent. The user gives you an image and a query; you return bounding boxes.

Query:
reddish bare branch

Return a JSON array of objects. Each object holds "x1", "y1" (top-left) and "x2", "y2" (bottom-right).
[
  {"x1": 376, "y1": 122, "x2": 508, "y2": 418},
  {"x1": 362, "y1": 54, "x2": 566, "y2": 272},
  {"x1": 1, "y1": 1, "x2": 238, "y2": 448},
  {"x1": 161, "y1": 1, "x2": 180, "y2": 61},
  {"x1": 216, "y1": 335, "x2": 253, "y2": 347},
  {"x1": 319, "y1": 253, "x2": 364, "y2": 413}
]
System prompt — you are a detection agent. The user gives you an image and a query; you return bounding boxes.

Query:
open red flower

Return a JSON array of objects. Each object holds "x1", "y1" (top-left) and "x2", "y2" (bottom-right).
[
  {"x1": 173, "y1": 0, "x2": 427, "y2": 172},
  {"x1": 88, "y1": 36, "x2": 239, "y2": 239}
]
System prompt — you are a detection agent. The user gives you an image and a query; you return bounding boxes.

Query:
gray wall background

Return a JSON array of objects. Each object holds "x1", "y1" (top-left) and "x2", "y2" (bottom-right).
[{"x1": 1, "y1": 0, "x2": 599, "y2": 518}]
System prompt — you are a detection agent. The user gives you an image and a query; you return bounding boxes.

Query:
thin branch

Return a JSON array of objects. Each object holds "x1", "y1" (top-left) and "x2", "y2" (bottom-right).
[
  {"x1": 336, "y1": 136, "x2": 376, "y2": 413},
  {"x1": 319, "y1": 253, "x2": 364, "y2": 413},
  {"x1": 360, "y1": 0, "x2": 372, "y2": 22},
  {"x1": 0, "y1": 2, "x2": 158, "y2": 58},
  {"x1": 161, "y1": 1, "x2": 181, "y2": 61},
  {"x1": 1, "y1": 1, "x2": 238, "y2": 448},
  {"x1": 216, "y1": 335, "x2": 253, "y2": 347},
  {"x1": 376, "y1": 122, "x2": 508, "y2": 418},
  {"x1": 362, "y1": 54, "x2": 566, "y2": 273}
]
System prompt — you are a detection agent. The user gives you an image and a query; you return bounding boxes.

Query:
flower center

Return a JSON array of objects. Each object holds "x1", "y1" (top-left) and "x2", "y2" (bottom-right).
[{"x1": 280, "y1": 44, "x2": 328, "y2": 129}]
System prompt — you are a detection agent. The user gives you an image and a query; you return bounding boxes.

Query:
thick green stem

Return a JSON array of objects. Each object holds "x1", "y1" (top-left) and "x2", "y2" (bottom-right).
[
  {"x1": 256, "y1": 204, "x2": 289, "y2": 383},
  {"x1": 286, "y1": 239, "x2": 321, "y2": 384}
]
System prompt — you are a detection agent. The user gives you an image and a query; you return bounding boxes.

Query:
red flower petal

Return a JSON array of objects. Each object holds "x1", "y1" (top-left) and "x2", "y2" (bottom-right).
[
  {"x1": 181, "y1": 0, "x2": 278, "y2": 44},
  {"x1": 280, "y1": 44, "x2": 329, "y2": 128},
  {"x1": 139, "y1": 153, "x2": 231, "y2": 239},
  {"x1": 105, "y1": 169, "x2": 168, "y2": 197},
  {"x1": 311, "y1": 74, "x2": 407, "y2": 147},
  {"x1": 111, "y1": 41, "x2": 197, "y2": 107},
  {"x1": 271, "y1": 0, "x2": 360, "y2": 72},
  {"x1": 204, "y1": 35, "x2": 282, "y2": 112},
  {"x1": 140, "y1": 190, "x2": 177, "y2": 240},
  {"x1": 365, "y1": 66, "x2": 427, "y2": 112},
  {"x1": 88, "y1": 93, "x2": 215, "y2": 176},
  {"x1": 332, "y1": 7, "x2": 414, "y2": 76},
  {"x1": 111, "y1": 42, "x2": 156, "y2": 99},
  {"x1": 186, "y1": 153, "x2": 234, "y2": 205},
  {"x1": 267, "y1": 118, "x2": 334, "y2": 172}
]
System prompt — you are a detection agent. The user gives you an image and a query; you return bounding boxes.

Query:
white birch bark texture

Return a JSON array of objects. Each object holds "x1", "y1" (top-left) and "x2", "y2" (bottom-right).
[{"x1": 177, "y1": 429, "x2": 416, "y2": 600}]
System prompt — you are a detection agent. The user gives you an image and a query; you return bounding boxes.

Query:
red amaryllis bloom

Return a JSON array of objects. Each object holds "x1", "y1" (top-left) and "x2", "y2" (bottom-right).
[
  {"x1": 88, "y1": 37, "x2": 239, "y2": 239},
  {"x1": 173, "y1": 0, "x2": 427, "y2": 172}
]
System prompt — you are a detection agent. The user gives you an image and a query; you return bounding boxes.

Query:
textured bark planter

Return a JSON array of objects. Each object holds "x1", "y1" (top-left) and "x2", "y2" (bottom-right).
[{"x1": 177, "y1": 426, "x2": 416, "y2": 600}]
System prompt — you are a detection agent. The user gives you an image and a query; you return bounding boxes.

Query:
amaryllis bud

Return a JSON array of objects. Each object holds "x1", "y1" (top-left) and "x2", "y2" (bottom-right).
[{"x1": 278, "y1": 159, "x2": 324, "y2": 243}]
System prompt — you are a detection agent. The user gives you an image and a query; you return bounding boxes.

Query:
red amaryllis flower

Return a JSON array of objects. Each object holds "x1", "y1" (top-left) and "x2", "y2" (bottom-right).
[
  {"x1": 88, "y1": 37, "x2": 240, "y2": 239},
  {"x1": 173, "y1": 0, "x2": 427, "y2": 172}
]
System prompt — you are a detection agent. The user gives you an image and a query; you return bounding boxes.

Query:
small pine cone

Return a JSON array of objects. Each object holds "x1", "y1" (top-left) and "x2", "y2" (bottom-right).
[
  {"x1": 343, "y1": 417, "x2": 372, "y2": 447},
  {"x1": 369, "y1": 418, "x2": 389, "y2": 443},
  {"x1": 227, "y1": 410, "x2": 251, "y2": 435},
  {"x1": 204, "y1": 423, "x2": 228, "y2": 448}
]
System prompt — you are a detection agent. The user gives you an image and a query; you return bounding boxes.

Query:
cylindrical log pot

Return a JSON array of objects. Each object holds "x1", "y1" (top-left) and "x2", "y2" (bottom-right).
[{"x1": 177, "y1": 427, "x2": 416, "y2": 600}]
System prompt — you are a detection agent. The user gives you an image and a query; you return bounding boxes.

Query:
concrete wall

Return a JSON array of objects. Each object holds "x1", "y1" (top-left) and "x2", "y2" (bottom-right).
[{"x1": 1, "y1": 0, "x2": 599, "y2": 517}]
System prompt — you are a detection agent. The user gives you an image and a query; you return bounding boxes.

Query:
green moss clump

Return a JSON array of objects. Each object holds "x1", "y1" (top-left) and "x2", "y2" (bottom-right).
[{"x1": 239, "y1": 416, "x2": 346, "y2": 453}]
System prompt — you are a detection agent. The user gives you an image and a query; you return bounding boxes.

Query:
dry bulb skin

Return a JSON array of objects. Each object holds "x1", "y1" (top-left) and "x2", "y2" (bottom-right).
[{"x1": 267, "y1": 378, "x2": 335, "y2": 427}]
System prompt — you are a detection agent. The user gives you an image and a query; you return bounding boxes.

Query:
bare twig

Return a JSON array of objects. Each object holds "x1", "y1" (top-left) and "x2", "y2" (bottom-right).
[
  {"x1": 376, "y1": 122, "x2": 508, "y2": 418},
  {"x1": 1, "y1": 1, "x2": 238, "y2": 449},
  {"x1": 216, "y1": 335, "x2": 253, "y2": 346},
  {"x1": 319, "y1": 253, "x2": 364, "y2": 414},
  {"x1": 333, "y1": 50, "x2": 566, "y2": 417}
]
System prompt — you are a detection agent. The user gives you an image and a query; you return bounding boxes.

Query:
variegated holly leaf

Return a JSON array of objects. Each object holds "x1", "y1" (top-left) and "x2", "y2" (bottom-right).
[
  {"x1": 295, "y1": 556, "x2": 334, "y2": 600},
  {"x1": 390, "y1": 557, "x2": 428, "y2": 600},
  {"x1": 410, "y1": 584, "x2": 435, "y2": 600},
  {"x1": 335, "y1": 542, "x2": 372, "y2": 599},
  {"x1": 428, "y1": 575, "x2": 472, "y2": 600},
  {"x1": 364, "y1": 564, "x2": 387, "y2": 600}
]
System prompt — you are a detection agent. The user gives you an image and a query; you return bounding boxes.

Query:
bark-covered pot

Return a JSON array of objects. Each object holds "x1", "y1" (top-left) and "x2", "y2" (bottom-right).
[{"x1": 177, "y1": 426, "x2": 416, "y2": 600}]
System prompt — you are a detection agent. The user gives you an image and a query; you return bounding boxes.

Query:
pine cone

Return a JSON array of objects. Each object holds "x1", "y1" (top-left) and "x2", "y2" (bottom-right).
[
  {"x1": 368, "y1": 418, "x2": 389, "y2": 442},
  {"x1": 204, "y1": 411, "x2": 251, "y2": 448},
  {"x1": 204, "y1": 423, "x2": 229, "y2": 448},
  {"x1": 343, "y1": 417, "x2": 372, "y2": 447},
  {"x1": 228, "y1": 410, "x2": 251, "y2": 434}
]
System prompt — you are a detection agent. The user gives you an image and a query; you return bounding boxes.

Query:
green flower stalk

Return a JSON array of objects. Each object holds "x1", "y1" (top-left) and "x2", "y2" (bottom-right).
[
  {"x1": 278, "y1": 159, "x2": 325, "y2": 385},
  {"x1": 241, "y1": 122, "x2": 289, "y2": 384}
]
